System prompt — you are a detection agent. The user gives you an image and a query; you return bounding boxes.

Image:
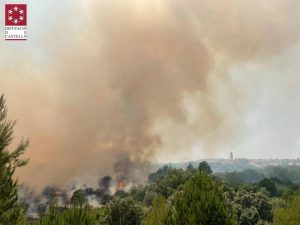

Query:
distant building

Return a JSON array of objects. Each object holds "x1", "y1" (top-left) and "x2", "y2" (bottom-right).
[{"x1": 230, "y1": 152, "x2": 234, "y2": 161}]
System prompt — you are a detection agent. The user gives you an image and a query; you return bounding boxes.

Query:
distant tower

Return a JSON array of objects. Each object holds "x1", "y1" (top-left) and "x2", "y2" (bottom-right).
[{"x1": 230, "y1": 152, "x2": 234, "y2": 161}]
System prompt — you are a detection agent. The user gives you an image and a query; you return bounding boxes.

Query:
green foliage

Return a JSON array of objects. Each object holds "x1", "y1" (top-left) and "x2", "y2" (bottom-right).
[
  {"x1": 106, "y1": 197, "x2": 145, "y2": 225},
  {"x1": 233, "y1": 189, "x2": 272, "y2": 225},
  {"x1": 220, "y1": 169, "x2": 265, "y2": 186},
  {"x1": 197, "y1": 161, "x2": 212, "y2": 174},
  {"x1": 130, "y1": 186, "x2": 146, "y2": 202},
  {"x1": 238, "y1": 206, "x2": 259, "y2": 225},
  {"x1": 64, "y1": 205, "x2": 98, "y2": 225},
  {"x1": 114, "y1": 190, "x2": 130, "y2": 199},
  {"x1": 148, "y1": 165, "x2": 172, "y2": 183},
  {"x1": 0, "y1": 95, "x2": 28, "y2": 224},
  {"x1": 143, "y1": 196, "x2": 168, "y2": 225},
  {"x1": 3, "y1": 88, "x2": 300, "y2": 225},
  {"x1": 271, "y1": 197, "x2": 287, "y2": 210},
  {"x1": 263, "y1": 166, "x2": 290, "y2": 183},
  {"x1": 38, "y1": 202, "x2": 64, "y2": 225},
  {"x1": 71, "y1": 189, "x2": 86, "y2": 206},
  {"x1": 223, "y1": 172, "x2": 245, "y2": 186},
  {"x1": 32, "y1": 164, "x2": 300, "y2": 225},
  {"x1": 259, "y1": 178, "x2": 278, "y2": 197},
  {"x1": 242, "y1": 170, "x2": 265, "y2": 184},
  {"x1": 186, "y1": 163, "x2": 196, "y2": 173},
  {"x1": 36, "y1": 202, "x2": 106, "y2": 225},
  {"x1": 143, "y1": 191, "x2": 157, "y2": 206},
  {"x1": 217, "y1": 165, "x2": 300, "y2": 187},
  {"x1": 0, "y1": 205, "x2": 26, "y2": 225},
  {"x1": 164, "y1": 172, "x2": 237, "y2": 225},
  {"x1": 149, "y1": 168, "x2": 191, "y2": 198},
  {"x1": 272, "y1": 194, "x2": 300, "y2": 225}
]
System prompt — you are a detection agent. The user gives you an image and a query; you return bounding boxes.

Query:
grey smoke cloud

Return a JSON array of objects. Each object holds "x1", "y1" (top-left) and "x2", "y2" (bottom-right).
[{"x1": 0, "y1": 0, "x2": 299, "y2": 189}]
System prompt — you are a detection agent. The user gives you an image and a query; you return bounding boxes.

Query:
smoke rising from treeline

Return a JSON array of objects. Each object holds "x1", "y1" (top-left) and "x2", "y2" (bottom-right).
[{"x1": 0, "y1": 0, "x2": 299, "y2": 189}]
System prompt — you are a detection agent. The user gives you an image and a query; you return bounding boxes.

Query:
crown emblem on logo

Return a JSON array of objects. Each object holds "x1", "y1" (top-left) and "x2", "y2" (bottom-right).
[{"x1": 7, "y1": 5, "x2": 25, "y2": 25}]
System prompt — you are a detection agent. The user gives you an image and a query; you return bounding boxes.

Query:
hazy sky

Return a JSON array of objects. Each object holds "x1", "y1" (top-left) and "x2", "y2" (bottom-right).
[{"x1": 0, "y1": 0, "x2": 300, "y2": 189}]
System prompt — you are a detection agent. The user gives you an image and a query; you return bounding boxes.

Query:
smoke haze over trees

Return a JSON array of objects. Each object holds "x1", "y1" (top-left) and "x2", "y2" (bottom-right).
[
  {"x1": 0, "y1": 97, "x2": 298, "y2": 224},
  {"x1": 1, "y1": 0, "x2": 300, "y2": 191},
  {"x1": 0, "y1": 0, "x2": 299, "y2": 222}
]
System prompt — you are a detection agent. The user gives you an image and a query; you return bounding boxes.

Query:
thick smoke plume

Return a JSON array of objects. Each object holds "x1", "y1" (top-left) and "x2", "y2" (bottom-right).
[{"x1": 0, "y1": 0, "x2": 299, "y2": 189}]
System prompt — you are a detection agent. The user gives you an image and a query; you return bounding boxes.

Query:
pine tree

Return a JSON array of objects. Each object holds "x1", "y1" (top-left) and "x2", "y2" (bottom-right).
[
  {"x1": 70, "y1": 189, "x2": 86, "y2": 206},
  {"x1": 164, "y1": 172, "x2": 237, "y2": 225},
  {"x1": 0, "y1": 94, "x2": 29, "y2": 224},
  {"x1": 143, "y1": 195, "x2": 168, "y2": 225},
  {"x1": 197, "y1": 161, "x2": 212, "y2": 174}
]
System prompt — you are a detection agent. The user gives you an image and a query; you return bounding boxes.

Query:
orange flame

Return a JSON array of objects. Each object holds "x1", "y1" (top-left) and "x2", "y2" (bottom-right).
[{"x1": 118, "y1": 180, "x2": 126, "y2": 189}]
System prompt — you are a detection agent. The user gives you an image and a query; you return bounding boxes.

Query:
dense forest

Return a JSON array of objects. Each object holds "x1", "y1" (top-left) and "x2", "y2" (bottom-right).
[{"x1": 1, "y1": 94, "x2": 300, "y2": 225}]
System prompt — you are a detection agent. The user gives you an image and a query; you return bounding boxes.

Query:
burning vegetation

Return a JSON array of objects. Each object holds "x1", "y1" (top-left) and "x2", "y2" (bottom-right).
[
  {"x1": 19, "y1": 175, "x2": 131, "y2": 218},
  {"x1": 0, "y1": 0, "x2": 300, "y2": 224}
]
